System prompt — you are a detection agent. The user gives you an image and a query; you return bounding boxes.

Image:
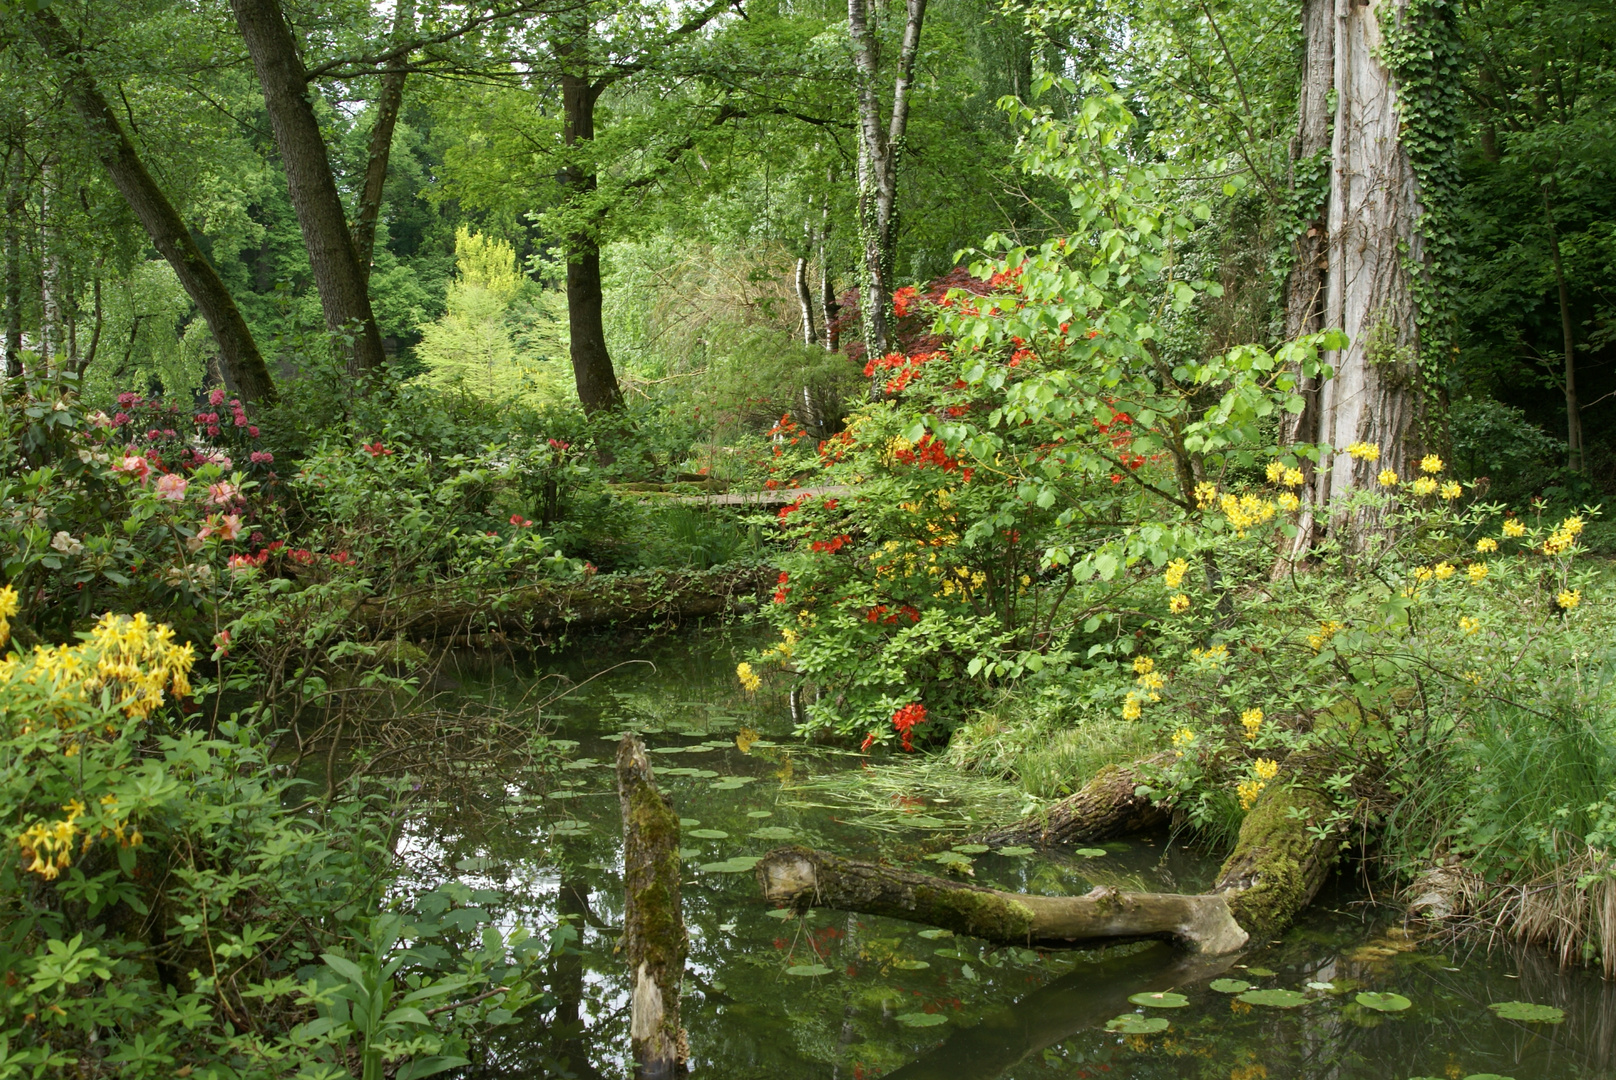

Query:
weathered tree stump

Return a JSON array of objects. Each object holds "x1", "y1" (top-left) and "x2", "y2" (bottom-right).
[
  {"x1": 616, "y1": 735, "x2": 687, "y2": 1078},
  {"x1": 756, "y1": 846, "x2": 1248, "y2": 954}
]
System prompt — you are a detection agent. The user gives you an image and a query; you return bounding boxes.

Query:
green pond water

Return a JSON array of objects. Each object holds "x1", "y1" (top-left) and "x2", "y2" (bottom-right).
[{"x1": 396, "y1": 628, "x2": 1616, "y2": 1080}]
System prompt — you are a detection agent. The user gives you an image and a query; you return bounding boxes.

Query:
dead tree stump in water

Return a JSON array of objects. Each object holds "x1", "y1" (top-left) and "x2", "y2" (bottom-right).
[{"x1": 616, "y1": 734, "x2": 687, "y2": 1078}]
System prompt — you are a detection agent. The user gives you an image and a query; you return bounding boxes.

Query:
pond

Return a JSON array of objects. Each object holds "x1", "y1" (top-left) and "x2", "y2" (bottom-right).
[{"x1": 395, "y1": 628, "x2": 1616, "y2": 1080}]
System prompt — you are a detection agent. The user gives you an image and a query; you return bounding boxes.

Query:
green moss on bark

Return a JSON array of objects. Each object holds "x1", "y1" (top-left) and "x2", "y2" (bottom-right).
[
  {"x1": 1216, "y1": 783, "x2": 1337, "y2": 939},
  {"x1": 912, "y1": 884, "x2": 1037, "y2": 941}
]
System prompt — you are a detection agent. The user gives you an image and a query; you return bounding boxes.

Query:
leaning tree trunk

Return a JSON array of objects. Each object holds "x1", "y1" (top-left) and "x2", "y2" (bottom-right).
[
  {"x1": 30, "y1": 10, "x2": 279, "y2": 406},
  {"x1": 979, "y1": 753, "x2": 1170, "y2": 847},
  {"x1": 1307, "y1": 0, "x2": 1430, "y2": 521},
  {"x1": 350, "y1": 0, "x2": 415, "y2": 283},
  {"x1": 762, "y1": 754, "x2": 1339, "y2": 949},
  {"x1": 616, "y1": 735, "x2": 686, "y2": 1078},
  {"x1": 232, "y1": 0, "x2": 389, "y2": 376}
]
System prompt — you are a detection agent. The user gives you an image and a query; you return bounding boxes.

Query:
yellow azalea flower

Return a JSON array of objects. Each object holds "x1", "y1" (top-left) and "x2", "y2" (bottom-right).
[
  {"x1": 0, "y1": 584, "x2": 17, "y2": 619},
  {"x1": 1558, "y1": 589, "x2": 1582, "y2": 611},
  {"x1": 1307, "y1": 620, "x2": 1344, "y2": 651},
  {"x1": 1265, "y1": 460, "x2": 1285, "y2": 483},
  {"x1": 1410, "y1": 476, "x2": 1438, "y2": 497},
  {"x1": 1240, "y1": 708, "x2": 1263, "y2": 739},
  {"x1": 1278, "y1": 492, "x2": 1300, "y2": 512},
  {"x1": 1122, "y1": 693, "x2": 1143, "y2": 721},
  {"x1": 1169, "y1": 593, "x2": 1191, "y2": 614},
  {"x1": 1237, "y1": 779, "x2": 1265, "y2": 810},
  {"x1": 1414, "y1": 566, "x2": 1434, "y2": 583},
  {"x1": 1560, "y1": 516, "x2": 1585, "y2": 536},
  {"x1": 1346, "y1": 442, "x2": 1381, "y2": 462},
  {"x1": 1164, "y1": 558, "x2": 1189, "y2": 589},
  {"x1": 1194, "y1": 481, "x2": 1218, "y2": 509},
  {"x1": 1475, "y1": 537, "x2": 1497, "y2": 553},
  {"x1": 1137, "y1": 671, "x2": 1165, "y2": 700},
  {"x1": 1283, "y1": 467, "x2": 1304, "y2": 487},
  {"x1": 1254, "y1": 758, "x2": 1279, "y2": 782},
  {"x1": 1502, "y1": 519, "x2": 1525, "y2": 538},
  {"x1": 1543, "y1": 531, "x2": 1575, "y2": 556},
  {"x1": 1433, "y1": 562, "x2": 1456, "y2": 580},
  {"x1": 1378, "y1": 469, "x2": 1399, "y2": 487},
  {"x1": 1191, "y1": 643, "x2": 1229, "y2": 666},
  {"x1": 1440, "y1": 480, "x2": 1463, "y2": 500},
  {"x1": 1467, "y1": 563, "x2": 1488, "y2": 584},
  {"x1": 1462, "y1": 670, "x2": 1483, "y2": 686},
  {"x1": 1421, "y1": 454, "x2": 1444, "y2": 474},
  {"x1": 1459, "y1": 616, "x2": 1480, "y2": 635},
  {"x1": 1132, "y1": 655, "x2": 1155, "y2": 675},
  {"x1": 736, "y1": 662, "x2": 762, "y2": 693},
  {"x1": 1171, "y1": 727, "x2": 1197, "y2": 754}
]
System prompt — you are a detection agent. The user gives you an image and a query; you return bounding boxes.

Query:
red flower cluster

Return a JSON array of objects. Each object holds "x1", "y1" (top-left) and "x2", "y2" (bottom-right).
[
  {"x1": 810, "y1": 533, "x2": 850, "y2": 554},
  {"x1": 819, "y1": 431, "x2": 855, "y2": 463},
  {"x1": 892, "y1": 285, "x2": 920, "y2": 319},
  {"x1": 772, "y1": 571, "x2": 791, "y2": 604},
  {"x1": 510, "y1": 514, "x2": 533, "y2": 528},
  {"x1": 767, "y1": 414, "x2": 804, "y2": 444},
  {"x1": 863, "y1": 350, "x2": 940, "y2": 395},
  {"x1": 777, "y1": 495, "x2": 809, "y2": 522},
  {"x1": 893, "y1": 435, "x2": 972, "y2": 481},
  {"x1": 363, "y1": 441, "x2": 393, "y2": 458},
  {"x1": 865, "y1": 604, "x2": 921, "y2": 624},
  {"x1": 891, "y1": 702, "x2": 927, "y2": 752}
]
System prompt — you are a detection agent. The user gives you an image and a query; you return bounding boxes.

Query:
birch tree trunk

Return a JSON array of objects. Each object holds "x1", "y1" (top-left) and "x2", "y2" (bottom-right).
[
  {"x1": 231, "y1": 0, "x2": 389, "y2": 376},
  {"x1": 848, "y1": 0, "x2": 926, "y2": 368},
  {"x1": 1309, "y1": 0, "x2": 1429, "y2": 513},
  {"x1": 795, "y1": 254, "x2": 818, "y2": 346},
  {"x1": 3, "y1": 152, "x2": 24, "y2": 379},
  {"x1": 39, "y1": 160, "x2": 62, "y2": 374}
]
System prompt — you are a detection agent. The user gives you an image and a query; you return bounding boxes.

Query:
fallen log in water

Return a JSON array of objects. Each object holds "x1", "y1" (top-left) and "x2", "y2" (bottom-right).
[
  {"x1": 617, "y1": 735, "x2": 687, "y2": 1078},
  {"x1": 977, "y1": 753, "x2": 1172, "y2": 847},
  {"x1": 759, "y1": 754, "x2": 1340, "y2": 950},
  {"x1": 756, "y1": 846, "x2": 1249, "y2": 954}
]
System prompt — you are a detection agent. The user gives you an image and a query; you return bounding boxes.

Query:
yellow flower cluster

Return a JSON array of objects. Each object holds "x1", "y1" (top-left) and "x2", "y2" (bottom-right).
[
  {"x1": 1542, "y1": 516, "x2": 1584, "y2": 557},
  {"x1": 17, "y1": 796, "x2": 142, "y2": 881},
  {"x1": 0, "y1": 584, "x2": 17, "y2": 648},
  {"x1": 763, "y1": 627, "x2": 798, "y2": 660},
  {"x1": 1171, "y1": 727, "x2": 1196, "y2": 755},
  {"x1": 1421, "y1": 454, "x2": 1444, "y2": 474},
  {"x1": 1121, "y1": 693, "x2": 1143, "y2": 721},
  {"x1": 1467, "y1": 563, "x2": 1488, "y2": 584},
  {"x1": 1, "y1": 612, "x2": 194, "y2": 722},
  {"x1": 1163, "y1": 559, "x2": 1189, "y2": 590},
  {"x1": 1433, "y1": 562, "x2": 1456, "y2": 581},
  {"x1": 1240, "y1": 708, "x2": 1263, "y2": 739},
  {"x1": 1255, "y1": 758, "x2": 1279, "y2": 781},
  {"x1": 736, "y1": 662, "x2": 761, "y2": 693},
  {"x1": 1459, "y1": 616, "x2": 1480, "y2": 635},
  {"x1": 1191, "y1": 643, "x2": 1228, "y2": 667},
  {"x1": 1277, "y1": 491, "x2": 1301, "y2": 512},
  {"x1": 1346, "y1": 442, "x2": 1381, "y2": 462},
  {"x1": 1218, "y1": 493, "x2": 1277, "y2": 537},
  {"x1": 1307, "y1": 620, "x2": 1344, "y2": 652},
  {"x1": 1194, "y1": 481, "x2": 1218, "y2": 509},
  {"x1": 1264, "y1": 462, "x2": 1305, "y2": 487},
  {"x1": 1132, "y1": 655, "x2": 1154, "y2": 675},
  {"x1": 1475, "y1": 537, "x2": 1498, "y2": 553},
  {"x1": 1440, "y1": 480, "x2": 1463, "y2": 500},
  {"x1": 1169, "y1": 594, "x2": 1191, "y2": 614},
  {"x1": 1410, "y1": 476, "x2": 1438, "y2": 497},
  {"x1": 1558, "y1": 589, "x2": 1582, "y2": 611},
  {"x1": 1502, "y1": 518, "x2": 1526, "y2": 538},
  {"x1": 1378, "y1": 469, "x2": 1399, "y2": 488},
  {"x1": 1237, "y1": 780, "x2": 1264, "y2": 810}
]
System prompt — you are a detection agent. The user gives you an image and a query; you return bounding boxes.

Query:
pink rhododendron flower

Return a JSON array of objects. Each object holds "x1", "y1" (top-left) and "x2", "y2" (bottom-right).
[
  {"x1": 250, "y1": 451, "x2": 273, "y2": 464},
  {"x1": 207, "y1": 482, "x2": 239, "y2": 506},
  {"x1": 199, "y1": 514, "x2": 242, "y2": 542},
  {"x1": 209, "y1": 388, "x2": 226, "y2": 406},
  {"x1": 115, "y1": 455, "x2": 151, "y2": 483},
  {"x1": 155, "y1": 474, "x2": 188, "y2": 501},
  {"x1": 248, "y1": 426, "x2": 260, "y2": 438}
]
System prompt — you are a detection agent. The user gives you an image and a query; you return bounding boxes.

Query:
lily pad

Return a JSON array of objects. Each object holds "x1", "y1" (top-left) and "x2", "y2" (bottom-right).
[
  {"x1": 1306, "y1": 981, "x2": 1335, "y2": 991},
  {"x1": 677, "y1": 847, "x2": 702, "y2": 859},
  {"x1": 678, "y1": 818, "x2": 701, "y2": 828},
  {"x1": 546, "y1": 790, "x2": 586, "y2": 799},
  {"x1": 891, "y1": 959, "x2": 931, "y2": 970},
  {"x1": 1105, "y1": 1014, "x2": 1170, "y2": 1034},
  {"x1": 895, "y1": 1012, "x2": 947, "y2": 1027},
  {"x1": 1209, "y1": 979, "x2": 1251, "y2": 994},
  {"x1": 1246, "y1": 966, "x2": 1277, "y2": 977},
  {"x1": 952, "y1": 844, "x2": 991, "y2": 854},
  {"x1": 699, "y1": 857, "x2": 762, "y2": 873},
  {"x1": 711, "y1": 777, "x2": 758, "y2": 790},
  {"x1": 1488, "y1": 1001, "x2": 1565, "y2": 1024},
  {"x1": 1463, "y1": 1075, "x2": 1519, "y2": 1080},
  {"x1": 749, "y1": 827, "x2": 796, "y2": 840},
  {"x1": 996, "y1": 846, "x2": 1035, "y2": 857},
  {"x1": 785, "y1": 964, "x2": 831, "y2": 977},
  {"x1": 1128, "y1": 991, "x2": 1189, "y2": 1008},
  {"x1": 687, "y1": 829, "x2": 730, "y2": 839},
  {"x1": 1075, "y1": 848, "x2": 1108, "y2": 858},
  {"x1": 650, "y1": 746, "x2": 688, "y2": 754},
  {"x1": 1237, "y1": 989, "x2": 1309, "y2": 1009},
  {"x1": 925, "y1": 851, "x2": 974, "y2": 868},
  {"x1": 746, "y1": 810, "x2": 774, "y2": 818},
  {"x1": 1355, "y1": 992, "x2": 1412, "y2": 1012},
  {"x1": 917, "y1": 929, "x2": 954, "y2": 939}
]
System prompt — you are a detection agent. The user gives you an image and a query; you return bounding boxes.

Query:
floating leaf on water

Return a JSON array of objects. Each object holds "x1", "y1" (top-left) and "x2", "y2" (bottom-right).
[
  {"x1": 562, "y1": 758, "x2": 600, "y2": 770},
  {"x1": 917, "y1": 929, "x2": 954, "y2": 940},
  {"x1": 891, "y1": 960, "x2": 931, "y2": 970},
  {"x1": 925, "y1": 851, "x2": 974, "y2": 868},
  {"x1": 679, "y1": 818, "x2": 701, "y2": 828},
  {"x1": 1306, "y1": 981, "x2": 1335, "y2": 991},
  {"x1": 933, "y1": 949, "x2": 968, "y2": 960},
  {"x1": 1105, "y1": 1014, "x2": 1169, "y2": 1034},
  {"x1": 952, "y1": 844, "x2": 991, "y2": 854},
  {"x1": 546, "y1": 790, "x2": 586, "y2": 799},
  {"x1": 699, "y1": 857, "x2": 762, "y2": 873},
  {"x1": 1246, "y1": 966, "x2": 1277, "y2": 977},
  {"x1": 749, "y1": 827, "x2": 796, "y2": 840},
  {"x1": 549, "y1": 821, "x2": 590, "y2": 835},
  {"x1": 1128, "y1": 992, "x2": 1189, "y2": 1009},
  {"x1": 1488, "y1": 1001, "x2": 1565, "y2": 1024},
  {"x1": 895, "y1": 1012, "x2": 947, "y2": 1027},
  {"x1": 765, "y1": 909, "x2": 796, "y2": 920},
  {"x1": 677, "y1": 847, "x2": 702, "y2": 859},
  {"x1": 687, "y1": 829, "x2": 730, "y2": 839},
  {"x1": 1462, "y1": 1075, "x2": 1519, "y2": 1080},
  {"x1": 651, "y1": 746, "x2": 688, "y2": 754},
  {"x1": 908, "y1": 816, "x2": 947, "y2": 828},
  {"x1": 454, "y1": 857, "x2": 493, "y2": 872},
  {"x1": 1237, "y1": 989, "x2": 1308, "y2": 1009},
  {"x1": 1209, "y1": 979, "x2": 1251, "y2": 994},
  {"x1": 785, "y1": 964, "x2": 832, "y2": 977},
  {"x1": 746, "y1": 810, "x2": 774, "y2": 819},
  {"x1": 711, "y1": 777, "x2": 758, "y2": 790},
  {"x1": 1355, "y1": 992, "x2": 1411, "y2": 1012},
  {"x1": 996, "y1": 846, "x2": 1035, "y2": 857},
  {"x1": 1075, "y1": 848, "x2": 1108, "y2": 858}
]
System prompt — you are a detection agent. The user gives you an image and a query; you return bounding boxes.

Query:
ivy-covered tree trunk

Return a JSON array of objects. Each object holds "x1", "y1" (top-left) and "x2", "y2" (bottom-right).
[
  {"x1": 848, "y1": 0, "x2": 927, "y2": 370},
  {"x1": 232, "y1": 0, "x2": 389, "y2": 376}
]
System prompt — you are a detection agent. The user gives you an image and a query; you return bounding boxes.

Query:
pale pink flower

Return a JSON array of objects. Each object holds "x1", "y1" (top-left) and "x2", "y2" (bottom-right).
[
  {"x1": 155, "y1": 474, "x2": 189, "y2": 501},
  {"x1": 207, "y1": 482, "x2": 240, "y2": 506},
  {"x1": 114, "y1": 455, "x2": 151, "y2": 483},
  {"x1": 199, "y1": 514, "x2": 242, "y2": 542}
]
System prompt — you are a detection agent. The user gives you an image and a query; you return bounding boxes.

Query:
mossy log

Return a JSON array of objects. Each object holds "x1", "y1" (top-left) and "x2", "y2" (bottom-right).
[
  {"x1": 1210, "y1": 768, "x2": 1340, "y2": 939},
  {"x1": 977, "y1": 753, "x2": 1172, "y2": 847},
  {"x1": 755, "y1": 846, "x2": 1248, "y2": 954},
  {"x1": 616, "y1": 735, "x2": 687, "y2": 1079},
  {"x1": 358, "y1": 564, "x2": 772, "y2": 642}
]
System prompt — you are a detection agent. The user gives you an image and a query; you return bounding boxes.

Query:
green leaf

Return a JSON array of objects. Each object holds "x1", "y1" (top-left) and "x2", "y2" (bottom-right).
[
  {"x1": 895, "y1": 1012, "x2": 947, "y2": 1027},
  {"x1": 1128, "y1": 991, "x2": 1188, "y2": 1008},
  {"x1": 321, "y1": 954, "x2": 366, "y2": 986},
  {"x1": 996, "y1": 846, "x2": 1034, "y2": 857},
  {"x1": 1075, "y1": 848, "x2": 1107, "y2": 858},
  {"x1": 383, "y1": 1006, "x2": 433, "y2": 1027},
  {"x1": 892, "y1": 959, "x2": 931, "y2": 970},
  {"x1": 699, "y1": 857, "x2": 761, "y2": 874},
  {"x1": 749, "y1": 827, "x2": 795, "y2": 840},
  {"x1": 1487, "y1": 1001, "x2": 1564, "y2": 1023},
  {"x1": 395, "y1": 1055, "x2": 473, "y2": 1079},
  {"x1": 1209, "y1": 979, "x2": 1251, "y2": 994},
  {"x1": 1105, "y1": 1014, "x2": 1169, "y2": 1034},
  {"x1": 917, "y1": 929, "x2": 953, "y2": 939},
  {"x1": 1245, "y1": 966, "x2": 1276, "y2": 977},
  {"x1": 687, "y1": 829, "x2": 729, "y2": 839},
  {"x1": 786, "y1": 964, "x2": 831, "y2": 977},
  {"x1": 951, "y1": 844, "x2": 990, "y2": 854},
  {"x1": 1355, "y1": 992, "x2": 1411, "y2": 1012},
  {"x1": 1237, "y1": 989, "x2": 1308, "y2": 1009}
]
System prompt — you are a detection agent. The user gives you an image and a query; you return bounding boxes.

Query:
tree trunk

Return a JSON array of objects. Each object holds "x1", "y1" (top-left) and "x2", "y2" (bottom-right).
[
  {"x1": 30, "y1": 10, "x2": 279, "y2": 405},
  {"x1": 3, "y1": 156, "x2": 22, "y2": 379},
  {"x1": 1542, "y1": 185, "x2": 1581, "y2": 473},
  {"x1": 39, "y1": 159, "x2": 61, "y2": 373},
  {"x1": 231, "y1": 0, "x2": 388, "y2": 376},
  {"x1": 978, "y1": 754, "x2": 1170, "y2": 847},
  {"x1": 1307, "y1": 0, "x2": 1429, "y2": 519},
  {"x1": 616, "y1": 735, "x2": 686, "y2": 1079},
  {"x1": 795, "y1": 254, "x2": 818, "y2": 346},
  {"x1": 350, "y1": 0, "x2": 414, "y2": 282},
  {"x1": 820, "y1": 167, "x2": 840, "y2": 352},
  {"x1": 848, "y1": 0, "x2": 927, "y2": 368},
  {"x1": 757, "y1": 847, "x2": 1249, "y2": 954}
]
